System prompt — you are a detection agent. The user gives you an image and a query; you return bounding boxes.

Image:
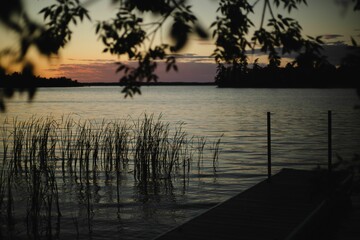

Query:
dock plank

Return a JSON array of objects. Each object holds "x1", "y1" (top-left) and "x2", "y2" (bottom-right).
[{"x1": 154, "y1": 168, "x2": 331, "y2": 240}]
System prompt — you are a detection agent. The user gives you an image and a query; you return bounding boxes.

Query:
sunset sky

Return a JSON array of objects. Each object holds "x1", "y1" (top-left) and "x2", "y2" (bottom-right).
[{"x1": 1, "y1": 0, "x2": 360, "y2": 82}]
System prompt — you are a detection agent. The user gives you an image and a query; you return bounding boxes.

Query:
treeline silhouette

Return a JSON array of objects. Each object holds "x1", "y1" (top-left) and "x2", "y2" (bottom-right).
[
  {"x1": 1, "y1": 72, "x2": 81, "y2": 88},
  {"x1": 215, "y1": 62, "x2": 359, "y2": 88}
]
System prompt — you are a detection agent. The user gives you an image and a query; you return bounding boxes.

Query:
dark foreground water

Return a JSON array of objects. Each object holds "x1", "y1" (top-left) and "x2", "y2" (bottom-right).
[{"x1": 1, "y1": 87, "x2": 360, "y2": 239}]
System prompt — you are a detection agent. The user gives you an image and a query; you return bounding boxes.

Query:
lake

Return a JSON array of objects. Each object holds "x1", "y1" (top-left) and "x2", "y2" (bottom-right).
[{"x1": 1, "y1": 86, "x2": 360, "y2": 239}]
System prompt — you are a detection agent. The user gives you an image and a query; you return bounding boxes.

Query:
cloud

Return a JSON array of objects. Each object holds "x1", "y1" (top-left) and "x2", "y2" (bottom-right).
[
  {"x1": 170, "y1": 53, "x2": 214, "y2": 63},
  {"x1": 66, "y1": 58, "x2": 115, "y2": 63},
  {"x1": 246, "y1": 43, "x2": 357, "y2": 66},
  {"x1": 320, "y1": 44, "x2": 358, "y2": 65},
  {"x1": 195, "y1": 39, "x2": 215, "y2": 46},
  {"x1": 44, "y1": 67, "x2": 62, "y2": 72},
  {"x1": 322, "y1": 34, "x2": 344, "y2": 40},
  {"x1": 156, "y1": 62, "x2": 216, "y2": 82},
  {"x1": 44, "y1": 61, "x2": 119, "y2": 82}
]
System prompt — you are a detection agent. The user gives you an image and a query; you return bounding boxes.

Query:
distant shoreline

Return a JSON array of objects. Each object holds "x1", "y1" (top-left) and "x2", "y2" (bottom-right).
[
  {"x1": 81, "y1": 82, "x2": 216, "y2": 87},
  {"x1": 1, "y1": 73, "x2": 358, "y2": 89},
  {"x1": 81, "y1": 83, "x2": 358, "y2": 89},
  {"x1": 0, "y1": 73, "x2": 217, "y2": 88}
]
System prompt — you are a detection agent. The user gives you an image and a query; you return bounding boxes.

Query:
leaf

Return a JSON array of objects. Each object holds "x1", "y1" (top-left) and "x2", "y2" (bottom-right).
[
  {"x1": 170, "y1": 19, "x2": 190, "y2": 51},
  {"x1": 195, "y1": 25, "x2": 208, "y2": 39},
  {"x1": 0, "y1": 101, "x2": 5, "y2": 112},
  {"x1": 351, "y1": 37, "x2": 358, "y2": 47},
  {"x1": 55, "y1": 6, "x2": 62, "y2": 17},
  {"x1": 277, "y1": 21, "x2": 284, "y2": 30},
  {"x1": 79, "y1": 12, "x2": 83, "y2": 22},
  {"x1": 354, "y1": 1, "x2": 360, "y2": 11},
  {"x1": 101, "y1": 36, "x2": 108, "y2": 46},
  {"x1": 316, "y1": 36, "x2": 324, "y2": 44},
  {"x1": 95, "y1": 23, "x2": 100, "y2": 34},
  {"x1": 84, "y1": 11, "x2": 91, "y2": 21},
  {"x1": 44, "y1": 9, "x2": 51, "y2": 20},
  {"x1": 20, "y1": 38, "x2": 30, "y2": 58},
  {"x1": 39, "y1": 8, "x2": 47, "y2": 14},
  {"x1": 166, "y1": 63, "x2": 171, "y2": 72},
  {"x1": 116, "y1": 64, "x2": 126, "y2": 73}
]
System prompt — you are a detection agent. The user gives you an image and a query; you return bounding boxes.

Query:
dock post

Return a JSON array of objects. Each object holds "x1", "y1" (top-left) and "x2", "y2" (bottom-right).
[
  {"x1": 328, "y1": 110, "x2": 332, "y2": 174},
  {"x1": 267, "y1": 112, "x2": 271, "y2": 182}
]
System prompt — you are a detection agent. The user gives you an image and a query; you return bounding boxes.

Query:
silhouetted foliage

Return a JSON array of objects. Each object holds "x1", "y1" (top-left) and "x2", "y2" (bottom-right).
[
  {"x1": 215, "y1": 42, "x2": 360, "y2": 89},
  {"x1": 213, "y1": 0, "x2": 357, "y2": 89},
  {"x1": 1, "y1": 0, "x2": 360, "y2": 111}
]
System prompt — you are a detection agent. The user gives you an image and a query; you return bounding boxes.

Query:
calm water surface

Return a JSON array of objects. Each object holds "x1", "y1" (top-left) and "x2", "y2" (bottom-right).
[{"x1": 1, "y1": 86, "x2": 360, "y2": 239}]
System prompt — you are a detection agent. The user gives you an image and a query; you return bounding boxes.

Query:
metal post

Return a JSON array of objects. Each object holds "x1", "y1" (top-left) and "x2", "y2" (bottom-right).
[
  {"x1": 267, "y1": 112, "x2": 271, "y2": 182},
  {"x1": 328, "y1": 110, "x2": 332, "y2": 174}
]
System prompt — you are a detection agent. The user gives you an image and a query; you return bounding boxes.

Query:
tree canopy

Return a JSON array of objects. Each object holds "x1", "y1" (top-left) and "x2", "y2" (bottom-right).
[{"x1": 0, "y1": 0, "x2": 359, "y2": 111}]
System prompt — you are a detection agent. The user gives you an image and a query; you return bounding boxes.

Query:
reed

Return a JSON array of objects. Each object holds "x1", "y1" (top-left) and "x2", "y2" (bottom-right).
[
  {"x1": 0, "y1": 114, "x2": 223, "y2": 238},
  {"x1": 114, "y1": 120, "x2": 130, "y2": 172},
  {"x1": 72, "y1": 215, "x2": 80, "y2": 239},
  {"x1": 25, "y1": 155, "x2": 61, "y2": 238},
  {"x1": 196, "y1": 136, "x2": 206, "y2": 172},
  {"x1": 211, "y1": 134, "x2": 223, "y2": 173},
  {"x1": 0, "y1": 124, "x2": 9, "y2": 211},
  {"x1": 0, "y1": 122, "x2": 15, "y2": 228},
  {"x1": 5, "y1": 156, "x2": 14, "y2": 228},
  {"x1": 132, "y1": 114, "x2": 195, "y2": 183}
]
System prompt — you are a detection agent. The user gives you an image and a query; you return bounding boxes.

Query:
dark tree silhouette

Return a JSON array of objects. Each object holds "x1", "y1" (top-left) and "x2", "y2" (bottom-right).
[
  {"x1": 214, "y1": 1, "x2": 360, "y2": 88},
  {"x1": 0, "y1": 0, "x2": 359, "y2": 111}
]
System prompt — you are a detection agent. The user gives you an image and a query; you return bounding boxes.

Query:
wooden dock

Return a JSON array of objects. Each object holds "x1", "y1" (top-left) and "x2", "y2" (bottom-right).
[{"x1": 154, "y1": 168, "x2": 350, "y2": 240}]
